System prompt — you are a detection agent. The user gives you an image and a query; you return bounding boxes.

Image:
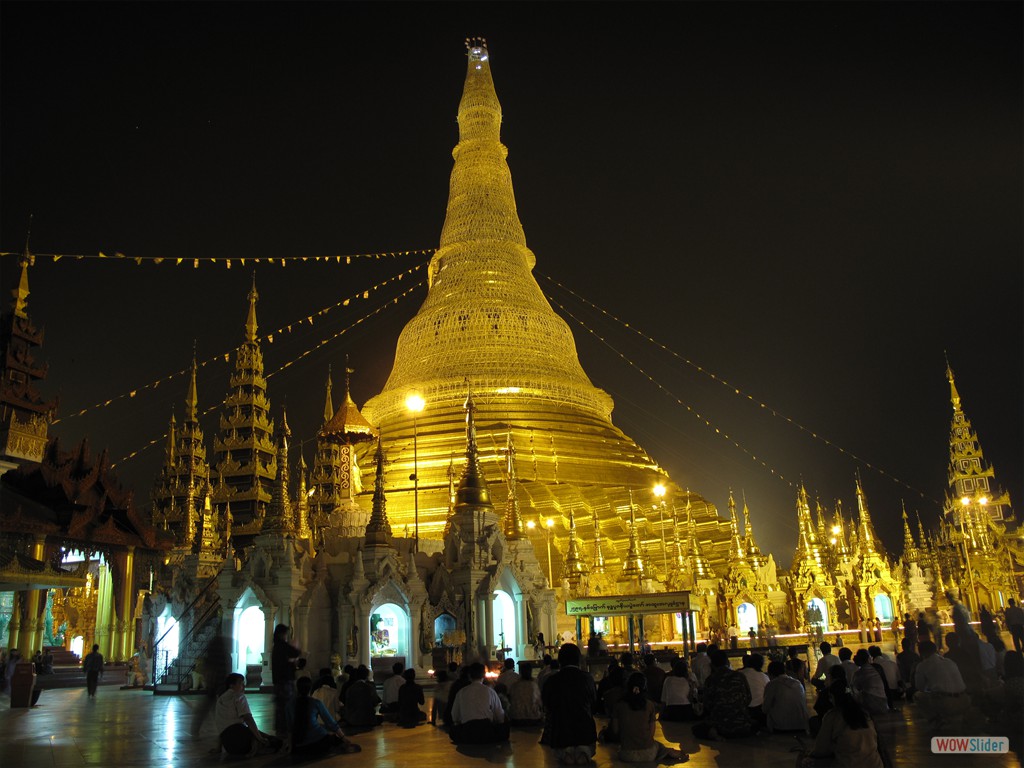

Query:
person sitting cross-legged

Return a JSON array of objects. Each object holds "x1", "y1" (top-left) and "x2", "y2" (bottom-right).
[
  {"x1": 450, "y1": 662, "x2": 510, "y2": 745},
  {"x1": 290, "y1": 676, "x2": 361, "y2": 757},
  {"x1": 215, "y1": 673, "x2": 283, "y2": 757},
  {"x1": 762, "y1": 660, "x2": 808, "y2": 734},
  {"x1": 507, "y1": 663, "x2": 544, "y2": 726},
  {"x1": 611, "y1": 672, "x2": 687, "y2": 763},
  {"x1": 691, "y1": 649, "x2": 753, "y2": 740},
  {"x1": 397, "y1": 668, "x2": 428, "y2": 727},
  {"x1": 659, "y1": 660, "x2": 695, "y2": 722}
]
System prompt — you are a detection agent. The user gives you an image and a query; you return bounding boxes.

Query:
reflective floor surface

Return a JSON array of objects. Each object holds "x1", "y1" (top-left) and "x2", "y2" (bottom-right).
[{"x1": 1, "y1": 686, "x2": 1019, "y2": 768}]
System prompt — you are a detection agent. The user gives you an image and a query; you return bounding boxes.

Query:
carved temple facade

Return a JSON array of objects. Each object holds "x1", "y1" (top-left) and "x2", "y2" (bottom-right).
[{"x1": 2, "y1": 42, "x2": 1021, "y2": 685}]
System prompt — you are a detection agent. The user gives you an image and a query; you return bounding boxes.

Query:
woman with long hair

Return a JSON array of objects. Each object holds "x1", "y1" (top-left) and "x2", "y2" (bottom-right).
[
  {"x1": 610, "y1": 672, "x2": 686, "y2": 763},
  {"x1": 291, "y1": 676, "x2": 362, "y2": 757}
]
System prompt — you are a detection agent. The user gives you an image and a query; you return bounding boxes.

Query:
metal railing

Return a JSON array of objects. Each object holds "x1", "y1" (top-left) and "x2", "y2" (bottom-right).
[{"x1": 151, "y1": 568, "x2": 222, "y2": 691}]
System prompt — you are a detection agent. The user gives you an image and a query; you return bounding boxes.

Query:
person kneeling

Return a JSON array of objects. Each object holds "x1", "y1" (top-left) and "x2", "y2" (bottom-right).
[
  {"x1": 450, "y1": 662, "x2": 510, "y2": 744},
  {"x1": 291, "y1": 676, "x2": 361, "y2": 757},
  {"x1": 215, "y1": 673, "x2": 283, "y2": 757}
]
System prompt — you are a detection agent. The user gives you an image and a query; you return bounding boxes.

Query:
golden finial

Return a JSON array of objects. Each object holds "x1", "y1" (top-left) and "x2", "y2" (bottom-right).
[{"x1": 245, "y1": 271, "x2": 259, "y2": 343}]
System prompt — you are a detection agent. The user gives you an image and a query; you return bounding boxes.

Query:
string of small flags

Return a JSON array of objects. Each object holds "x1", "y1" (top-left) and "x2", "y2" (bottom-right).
[
  {"x1": 56, "y1": 263, "x2": 425, "y2": 425},
  {"x1": 544, "y1": 292, "x2": 799, "y2": 493},
  {"x1": 543, "y1": 276, "x2": 939, "y2": 505},
  {"x1": 0, "y1": 249, "x2": 436, "y2": 267},
  {"x1": 112, "y1": 278, "x2": 426, "y2": 469}
]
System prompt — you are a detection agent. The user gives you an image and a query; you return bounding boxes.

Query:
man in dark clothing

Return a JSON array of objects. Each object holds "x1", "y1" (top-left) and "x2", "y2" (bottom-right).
[
  {"x1": 692, "y1": 648, "x2": 753, "y2": 740},
  {"x1": 82, "y1": 644, "x2": 104, "y2": 697},
  {"x1": 641, "y1": 653, "x2": 667, "y2": 703},
  {"x1": 1006, "y1": 599, "x2": 1024, "y2": 653},
  {"x1": 271, "y1": 623, "x2": 301, "y2": 737},
  {"x1": 190, "y1": 632, "x2": 232, "y2": 738},
  {"x1": 444, "y1": 665, "x2": 472, "y2": 728},
  {"x1": 541, "y1": 643, "x2": 598, "y2": 765},
  {"x1": 903, "y1": 613, "x2": 918, "y2": 648},
  {"x1": 896, "y1": 638, "x2": 922, "y2": 702}
]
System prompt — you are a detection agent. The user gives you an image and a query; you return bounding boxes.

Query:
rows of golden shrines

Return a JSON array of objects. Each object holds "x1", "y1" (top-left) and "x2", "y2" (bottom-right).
[{"x1": 1, "y1": 41, "x2": 1021, "y2": 680}]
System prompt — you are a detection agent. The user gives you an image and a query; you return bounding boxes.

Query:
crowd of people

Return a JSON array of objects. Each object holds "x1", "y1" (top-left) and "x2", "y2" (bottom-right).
[{"x1": 191, "y1": 599, "x2": 1022, "y2": 764}]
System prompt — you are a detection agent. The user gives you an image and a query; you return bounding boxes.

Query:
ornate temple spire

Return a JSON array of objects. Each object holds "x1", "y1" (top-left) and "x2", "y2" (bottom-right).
[
  {"x1": 944, "y1": 361, "x2": 1013, "y2": 524},
  {"x1": 561, "y1": 507, "x2": 589, "y2": 589},
  {"x1": 165, "y1": 411, "x2": 176, "y2": 466},
  {"x1": 672, "y1": 504, "x2": 685, "y2": 568},
  {"x1": 444, "y1": 454, "x2": 456, "y2": 537},
  {"x1": 621, "y1": 492, "x2": 645, "y2": 585},
  {"x1": 364, "y1": 436, "x2": 393, "y2": 546},
  {"x1": 727, "y1": 489, "x2": 746, "y2": 564},
  {"x1": 592, "y1": 508, "x2": 606, "y2": 574},
  {"x1": 185, "y1": 348, "x2": 199, "y2": 422},
  {"x1": 685, "y1": 495, "x2": 712, "y2": 579},
  {"x1": 831, "y1": 500, "x2": 849, "y2": 557},
  {"x1": 323, "y1": 365, "x2": 334, "y2": 425},
  {"x1": 262, "y1": 406, "x2": 294, "y2": 534},
  {"x1": 245, "y1": 272, "x2": 259, "y2": 344},
  {"x1": 855, "y1": 472, "x2": 879, "y2": 555},
  {"x1": 902, "y1": 501, "x2": 918, "y2": 562},
  {"x1": 296, "y1": 450, "x2": 312, "y2": 542},
  {"x1": 184, "y1": 477, "x2": 197, "y2": 549},
  {"x1": 741, "y1": 492, "x2": 764, "y2": 568},
  {"x1": 11, "y1": 254, "x2": 30, "y2": 320},
  {"x1": 199, "y1": 480, "x2": 218, "y2": 554},
  {"x1": 503, "y1": 432, "x2": 525, "y2": 539},
  {"x1": 455, "y1": 386, "x2": 490, "y2": 508}
]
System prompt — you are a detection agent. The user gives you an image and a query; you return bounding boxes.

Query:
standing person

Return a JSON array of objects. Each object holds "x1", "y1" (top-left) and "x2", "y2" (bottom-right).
[
  {"x1": 728, "y1": 624, "x2": 739, "y2": 650},
  {"x1": 82, "y1": 644, "x2": 104, "y2": 698},
  {"x1": 215, "y1": 673, "x2": 282, "y2": 757},
  {"x1": 190, "y1": 632, "x2": 231, "y2": 738},
  {"x1": 541, "y1": 643, "x2": 598, "y2": 765},
  {"x1": 903, "y1": 613, "x2": 918, "y2": 648},
  {"x1": 873, "y1": 619, "x2": 883, "y2": 643},
  {"x1": 610, "y1": 672, "x2": 686, "y2": 763},
  {"x1": 1005, "y1": 599, "x2": 1024, "y2": 653},
  {"x1": 271, "y1": 623, "x2": 301, "y2": 738}
]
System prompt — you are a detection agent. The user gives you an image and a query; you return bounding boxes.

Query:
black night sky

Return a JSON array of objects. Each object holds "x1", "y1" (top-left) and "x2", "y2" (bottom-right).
[{"x1": 2, "y1": 2, "x2": 1021, "y2": 567}]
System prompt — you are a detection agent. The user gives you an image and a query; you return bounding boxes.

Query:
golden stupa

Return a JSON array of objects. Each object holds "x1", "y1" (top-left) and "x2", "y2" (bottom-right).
[{"x1": 358, "y1": 39, "x2": 728, "y2": 582}]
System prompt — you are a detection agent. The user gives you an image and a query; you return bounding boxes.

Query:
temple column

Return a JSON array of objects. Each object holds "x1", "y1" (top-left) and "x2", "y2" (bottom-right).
[
  {"x1": 17, "y1": 535, "x2": 48, "y2": 655},
  {"x1": 7, "y1": 591, "x2": 22, "y2": 652},
  {"x1": 114, "y1": 547, "x2": 136, "y2": 661}
]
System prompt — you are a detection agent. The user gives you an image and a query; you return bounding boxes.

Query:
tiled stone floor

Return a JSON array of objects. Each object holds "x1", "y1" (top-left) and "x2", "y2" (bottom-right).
[{"x1": 1, "y1": 685, "x2": 1019, "y2": 767}]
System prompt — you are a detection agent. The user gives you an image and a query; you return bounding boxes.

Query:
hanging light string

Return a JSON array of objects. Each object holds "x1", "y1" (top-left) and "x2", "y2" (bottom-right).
[
  {"x1": 544, "y1": 293, "x2": 800, "y2": 493},
  {"x1": 541, "y1": 274, "x2": 939, "y2": 505},
  {"x1": 112, "y1": 276, "x2": 426, "y2": 468},
  {"x1": 0, "y1": 248, "x2": 434, "y2": 267},
  {"x1": 111, "y1": 275, "x2": 426, "y2": 468},
  {"x1": 55, "y1": 262, "x2": 426, "y2": 425}
]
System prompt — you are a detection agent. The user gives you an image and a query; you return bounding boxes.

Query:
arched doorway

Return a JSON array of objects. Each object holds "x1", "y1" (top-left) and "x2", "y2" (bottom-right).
[
  {"x1": 370, "y1": 603, "x2": 408, "y2": 660},
  {"x1": 872, "y1": 594, "x2": 894, "y2": 624},
  {"x1": 807, "y1": 597, "x2": 829, "y2": 633},
  {"x1": 736, "y1": 602, "x2": 758, "y2": 634},
  {"x1": 492, "y1": 590, "x2": 517, "y2": 658},
  {"x1": 70, "y1": 635, "x2": 84, "y2": 659},
  {"x1": 154, "y1": 608, "x2": 179, "y2": 683},
  {"x1": 232, "y1": 589, "x2": 266, "y2": 685},
  {"x1": 433, "y1": 612, "x2": 456, "y2": 646}
]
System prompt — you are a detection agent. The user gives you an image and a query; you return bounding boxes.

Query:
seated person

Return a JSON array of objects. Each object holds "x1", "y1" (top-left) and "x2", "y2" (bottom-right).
[
  {"x1": 397, "y1": 668, "x2": 427, "y2": 727},
  {"x1": 507, "y1": 664, "x2": 544, "y2": 725},
  {"x1": 290, "y1": 676, "x2": 361, "y2": 756},
  {"x1": 431, "y1": 669, "x2": 451, "y2": 725},
  {"x1": 343, "y1": 665, "x2": 383, "y2": 727},
  {"x1": 763, "y1": 660, "x2": 808, "y2": 733},
  {"x1": 381, "y1": 661, "x2": 404, "y2": 714},
  {"x1": 800, "y1": 681, "x2": 883, "y2": 768},
  {"x1": 660, "y1": 661, "x2": 695, "y2": 722},
  {"x1": 450, "y1": 662, "x2": 510, "y2": 744},
  {"x1": 610, "y1": 672, "x2": 685, "y2": 763},
  {"x1": 214, "y1": 673, "x2": 282, "y2": 756}
]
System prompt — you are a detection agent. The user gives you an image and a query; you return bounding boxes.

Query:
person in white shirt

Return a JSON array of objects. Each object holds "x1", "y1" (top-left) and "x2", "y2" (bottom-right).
[
  {"x1": 215, "y1": 673, "x2": 282, "y2": 756},
  {"x1": 811, "y1": 642, "x2": 841, "y2": 682},
  {"x1": 450, "y1": 662, "x2": 510, "y2": 744},
  {"x1": 381, "y1": 662, "x2": 405, "y2": 714},
  {"x1": 739, "y1": 653, "x2": 770, "y2": 729},
  {"x1": 868, "y1": 645, "x2": 902, "y2": 699},
  {"x1": 837, "y1": 647, "x2": 858, "y2": 686},
  {"x1": 913, "y1": 640, "x2": 969, "y2": 729},
  {"x1": 763, "y1": 660, "x2": 808, "y2": 733},
  {"x1": 691, "y1": 644, "x2": 712, "y2": 691}
]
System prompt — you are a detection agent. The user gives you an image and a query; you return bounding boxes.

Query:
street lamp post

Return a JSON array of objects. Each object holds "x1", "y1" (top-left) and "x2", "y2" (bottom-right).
[{"x1": 406, "y1": 394, "x2": 425, "y2": 552}]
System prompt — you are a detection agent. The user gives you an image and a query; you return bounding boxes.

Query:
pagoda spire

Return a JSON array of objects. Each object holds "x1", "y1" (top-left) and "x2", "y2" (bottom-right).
[
  {"x1": 561, "y1": 507, "x2": 589, "y2": 590},
  {"x1": 455, "y1": 385, "x2": 490, "y2": 509},
  {"x1": 364, "y1": 436, "x2": 393, "y2": 546},
  {"x1": 901, "y1": 501, "x2": 918, "y2": 562},
  {"x1": 262, "y1": 406, "x2": 294, "y2": 534},
  {"x1": 296, "y1": 450, "x2": 312, "y2": 541},
  {"x1": 685, "y1": 494, "x2": 712, "y2": 579},
  {"x1": 592, "y1": 508, "x2": 606, "y2": 574},
  {"x1": 855, "y1": 471, "x2": 878, "y2": 555},
  {"x1": 323, "y1": 365, "x2": 334, "y2": 425},
  {"x1": 728, "y1": 489, "x2": 746, "y2": 564},
  {"x1": 165, "y1": 411, "x2": 177, "y2": 465},
  {"x1": 503, "y1": 432, "x2": 525, "y2": 539},
  {"x1": 741, "y1": 492, "x2": 764, "y2": 568},
  {"x1": 245, "y1": 272, "x2": 259, "y2": 343},
  {"x1": 621, "y1": 491, "x2": 645, "y2": 585},
  {"x1": 185, "y1": 345, "x2": 199, "y2": 422}
]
